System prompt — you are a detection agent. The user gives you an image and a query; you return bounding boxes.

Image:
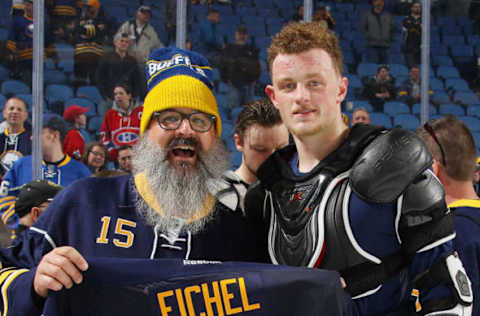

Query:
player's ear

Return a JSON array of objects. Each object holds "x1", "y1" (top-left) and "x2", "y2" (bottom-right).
[
  {"x1": 265, "y1": 85, "x2": 279, "y2": 110},
  {"x1": 234, "y1": 133, "x2": 244, "y2": 152}
]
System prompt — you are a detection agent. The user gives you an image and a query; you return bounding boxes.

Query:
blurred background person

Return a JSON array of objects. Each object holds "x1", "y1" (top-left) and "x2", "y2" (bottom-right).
[{"x1": 82, "y1": 141, "x2": 109, "y2": 173}]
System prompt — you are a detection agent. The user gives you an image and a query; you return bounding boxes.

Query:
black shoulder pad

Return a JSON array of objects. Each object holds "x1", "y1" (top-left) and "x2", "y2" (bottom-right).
[
  {"x1": 244, "y1": 180, "x2": 268, "y2": 221},
  {"x1": 350, "y1": 128, "x2": 432, "y2": 203}
]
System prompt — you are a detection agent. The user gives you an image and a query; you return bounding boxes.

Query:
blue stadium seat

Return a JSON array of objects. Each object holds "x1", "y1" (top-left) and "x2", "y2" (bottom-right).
[
  {"x1": 347, "y1": 75, "x2": 363, "y2": 96},
  {"x1": 0, "y1": 27, "x2": 7, "y2": 41},
  {"x1": 350, "y1": 100, "x2": 373, "y2": 112},
  {"x1": 393, "y1": 114, "x2": 420, "y2": 131},
  {"x1": 87, "y1": 115, "x2": 104, "y2": 136},
  {"x1": 459, "y1": 116, "x2": 480, "y2": 132},
  {"x1": 45, "y1": 84, "x2": 74, "y2": 107},
  {"x1": 230, "y1": 151, "x2": 242, "y2": 169},
  {"x1": 44, "y1": 69, "x2": 68, "y2": 86},
  {"x1": 0, "y1": 94, "x2": 6, "y2": 109},
  {"x1": 438, "y1": 103, "x2": 465, "y2": 116},
  {"x1": 369, "y1": 112, "x2": 392, "y2": 128},
  {"x1": 436, "y1": 66, "x2": 461, "y2": 80},
  {"x1": 467, "y1": 104, "x2": 480, "y2": 118},
  {"x1": 389, "y1": 64, "x2": 409, "y2": 77},
  {"x1": 433, "y1": 90, "x2": 451, "y2": 104},
  {"x1": 442, "y1": 35, "x2": 465, "y2": 45},
  {"x1": 1, "y1": 80, "x2": 30, "y2": 96},
  {"x1": 454, "y1": 92, "x2": 479, "y2": 106},
  {"x1": 473, "y1": 132, "x2": 480, "y2": 151},
  {"x1": 445, "y1": 78, "x2": 471, "y2": 93},
  {"x1": 76, "y1": 85, "x2": 104, "y2": 106},
  {"x1": 384, "y1": 101, "x2": 411, "y2": 116},
  {"x1": 430, "y1": 77, "x2": 445, "y2": 91},
  {"x1": 357, "y1": 63, "x2": 378, "y2": 77},
  {"x1": 64, "y1": 97, "x2": 97, "y2": 116},
  {"x1": 412, "y1": 103, "x2": 437, "y2": 115},
  {"x1": 55, "y1": 42, "x2": 75, "y2": 62},
  {"x1": 431, "y1": 55, "x2": 454, "y2": 67},
  {"x1": 57, "y1": 59, "x2": 74, "y2": 74}
]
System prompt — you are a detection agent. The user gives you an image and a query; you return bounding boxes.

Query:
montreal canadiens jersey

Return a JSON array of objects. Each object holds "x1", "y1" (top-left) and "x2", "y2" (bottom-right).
[{"x1": 40, "y1": 257, "x2": 348, "y2": 316}]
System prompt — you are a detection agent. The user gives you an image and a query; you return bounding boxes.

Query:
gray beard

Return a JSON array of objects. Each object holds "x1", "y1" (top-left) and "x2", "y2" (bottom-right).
[{"x1": 131, "y1": 136, "x2": 230, "y2": 235}]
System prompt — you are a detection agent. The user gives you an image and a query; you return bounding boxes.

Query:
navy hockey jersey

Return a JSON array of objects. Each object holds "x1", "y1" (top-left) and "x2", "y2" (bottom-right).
[
  {"x1": 0, "y1": 174, "x2": 269, "y2": 316},
  {"x1": 42, "y1": 257, "x2": 348, "y2": 316},
  {"x1": 0, "y1": 128, "x2": 32, "y2": 177}
]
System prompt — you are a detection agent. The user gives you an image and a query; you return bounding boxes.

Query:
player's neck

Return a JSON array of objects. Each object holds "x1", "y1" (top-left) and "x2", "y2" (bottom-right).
[
  {"x1": 444, "y1": 179, "x2": 480, "y2": 205},
  {"x1": 295, "y1": 125, "x2": 349, "y2": 173},
  {"x1": 43, "y1": 146, "x2": 65, "y2": 163},
  {"x1": 235, "y1": 163, "x2": 256, "y2": 185}
]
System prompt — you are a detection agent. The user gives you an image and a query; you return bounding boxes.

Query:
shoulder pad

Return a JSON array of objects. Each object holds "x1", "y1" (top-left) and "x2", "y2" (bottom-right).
[
  {"x1": 350, "y1": 128, "x2": 432, "y2": 203},
  {"x1": 215, "y1": 171, "x2": 248, "y2": 214},
  {"x1": 244, "y1": 180, "x2": 268, "y2": 220}
]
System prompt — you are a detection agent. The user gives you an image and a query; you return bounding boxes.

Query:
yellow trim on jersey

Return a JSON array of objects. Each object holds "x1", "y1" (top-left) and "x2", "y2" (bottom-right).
[
  {"x1": 1, "y1": 269, "x2": 29, "y2": 316},
  {"x1": 448, "y1": 199, "x2": 480, "y2": 209},
  {"x1": 4, "y1": 128, "x2": 25, "y2": 137},
  {"x1": 134, "y1": 172, "x2": 215, "y2": 224},
  {"x1": 57, "y1": 155, "x2": 71, "y2": 168}
]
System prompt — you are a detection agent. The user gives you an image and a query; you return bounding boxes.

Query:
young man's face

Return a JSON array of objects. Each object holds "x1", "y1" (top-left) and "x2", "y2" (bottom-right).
[
  {"x1": 146, "y1": 107, "x2": 217, "y2": 172},
  {"x1": 75, "y1": 114, "x2": 87, "y2": 128},
  {"x1": 114, "y1": 36, "x2": 130, "y2": 53},
  {"x1": 117, "y1": 148, "x2": 133, "y2": 172},
  {"x1": 352, "y1": 110, "x2": 370, "y2": 125},
  {"x1": 235, "y1": 123, "x2": 289, "y2": 178},
  {"x1": 114, "y1": 86, "x2": 132, "y2": 111},
  {"x1": 266, "y1": 48, "x2": 348, "y2": 139},
  {"x1": 3, "y1": 98, "x2": 28, "y2": 128}
]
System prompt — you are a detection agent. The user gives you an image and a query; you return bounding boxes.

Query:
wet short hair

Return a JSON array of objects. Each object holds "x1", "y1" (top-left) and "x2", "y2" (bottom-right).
[
  {"x1": 416, "y1": 114, "x2": 477, "y2": 181},
  {"x1": 268, "y1": 21, "x2": 343, "y2": 76},
  {"x1": 234, "y1": 98, "x2": 283, "y2": 140}
]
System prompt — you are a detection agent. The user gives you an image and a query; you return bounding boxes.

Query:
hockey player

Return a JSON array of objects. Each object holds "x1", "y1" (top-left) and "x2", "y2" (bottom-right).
[
  {"x1": 0, "y1": 48, "x2": 275, "y2": 315},
  {"x1": 245, "y1": 21, "x2": 473, "y2": 315},
  {"x1": 218, "y1": 98, "x2": 289, "y2": 214},
  {"x1": 417, "y1": 115, "x2": 480, "y2": 315}
]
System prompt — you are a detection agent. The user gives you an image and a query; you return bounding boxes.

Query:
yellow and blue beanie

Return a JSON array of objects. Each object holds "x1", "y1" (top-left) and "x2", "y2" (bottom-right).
[{"x1": 141, "y1": 47, "x2": 221, "y2": 137}]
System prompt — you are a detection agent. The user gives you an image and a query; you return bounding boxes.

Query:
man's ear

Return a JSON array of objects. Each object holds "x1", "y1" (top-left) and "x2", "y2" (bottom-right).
[
  {"x1": 432, "y1": 159, "x2": 441, "y2": 178},
  {"x1": 30, "y1": 206, "x2": 41, "y2": 222},
  {"x1": 234, "y1": 133, "x2": 243, "y2": 152},
  {"x1": 265, "y1": 85, "x2": 279, "y2": 110}
]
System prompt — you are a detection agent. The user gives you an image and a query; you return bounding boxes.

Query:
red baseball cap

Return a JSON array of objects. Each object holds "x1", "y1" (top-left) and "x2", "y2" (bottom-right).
[{"x1": 63, "y1": 105, "x2": 89, "y2": 123}]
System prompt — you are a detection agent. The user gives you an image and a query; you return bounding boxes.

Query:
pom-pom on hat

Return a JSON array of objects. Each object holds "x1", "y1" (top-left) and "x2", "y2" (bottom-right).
[{"x1": 141, "y1": 47, "x2": 221, "y2": 137}]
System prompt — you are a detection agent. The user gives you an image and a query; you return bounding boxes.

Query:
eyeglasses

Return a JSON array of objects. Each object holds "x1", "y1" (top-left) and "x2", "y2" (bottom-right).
[
  {"x1": 153, "y1": 110, "x2": 216, "y2": 133},
  {"x1": 423, "y1": 122, "x2": 447, "y2": 167},
  {"x1": 90, "y1": 151, "x2": 105, "y2": 158}
]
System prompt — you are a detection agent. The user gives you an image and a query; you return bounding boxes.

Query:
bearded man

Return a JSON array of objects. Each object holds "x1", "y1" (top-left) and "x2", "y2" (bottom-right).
[{"x1": 0, "y1": 48, "x2": 270, "y2": 315}]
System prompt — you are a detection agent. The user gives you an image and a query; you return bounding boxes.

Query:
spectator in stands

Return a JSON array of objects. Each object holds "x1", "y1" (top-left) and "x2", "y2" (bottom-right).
[
  {"x1": 164, "y1": 0, "x2": 177, "y2": 45},
  {"x1": 218, "y1": 25, "x2": 261, "y2": 113},
  {"x1": 0, "y1": 115, "x2": 91, "y2": 229},
  {"x1": 73, "y1": 0, "x2": 106, "y2": 86},
  {"x1": 193, "y1": 8, "x2": 221, "y2": 66},
  {"x1": 116, "y1": 145, "x2": 132, "y2": 173},
  {"x1": 292, "y1": 4, "x2": 304, "y2": 21},
  {"x1": 117, "y1": 5, "x2": 163, "y2": 66},
  {"x1": 351, "y1": 107, "x2": 371, "y2": 126},
  {"x1": 362, "y1": 64, "x2": 396, "y2": 112},
  {"x1": 403, "y1": 1, "x2": 422, "y2": 68},
  {"x1": 7, "y1": 0, "x2": 57, "y2": 86},
  {"x1": 398, "y1": 65, "x2": 434, "y2": 106},
  {"x1": 0, "y1": 97, "x2": 31, "y2": 177},
  {"x1": 313, "y1": 5, "x2": 335, "y2": 30},
  {"x1": 48, "y1": 0, "x2": 80, "y2": 43},
  {"x1": 360, "y1": 0, "x2": 395, "y2": 64},
  {"x1": 82, "y1": 141, "x2": 109, "y2": 173},
  {"x1": 416, "y1": 114, "x2": 480, "y2": 315},
  {"x1": 100, "y1": 83, "x2": 142, "y2": 162},
  {"x1": 13, "y1": 180, "x2": 63, "y2": 238},
  {"x1": 11, "y1": 0, "x2": 24, "y2": 16},
  {"x1": 231, "y1": 98, "x2": 289, "y2": 186},
  {"x1": 62, "y1": 105, "x2": 89, "y2": 160},
  {"x1": 95, "y1": 32, "x2": 144, "y2": 115}
]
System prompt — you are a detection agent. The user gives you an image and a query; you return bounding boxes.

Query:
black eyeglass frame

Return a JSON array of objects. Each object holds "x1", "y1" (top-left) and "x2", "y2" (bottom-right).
[
  {"x1": 153, "y1": 110, "x2": 216, "y2": 133},
  {"x1": 423, "y1": 121, "x2": 447, "y2": 167}
]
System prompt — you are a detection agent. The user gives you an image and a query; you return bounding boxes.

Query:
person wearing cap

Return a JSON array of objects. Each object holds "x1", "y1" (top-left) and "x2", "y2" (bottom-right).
[
  {"x1": 361, "y1": 64, "x2": 397, "y2": 112},
  {"x1": 0, "y1": 115, "x2": 91, "y2": 230},
  {"x1": 0, "y1": 48, "x2": 268, "y2": 315},
  {"x1": 0, "y1": 97, "x2": 31, "y2": 177},
  {"x1": 117, "y1": 5, "x2": 163, "y2": 66},
  {"x1": 417, "y1": 115, "x2": 480, "y2": 314},
  {"x1": 99, "y1": 83, "x2": 142, "y2": 161},
  {"x1": 218, "y1": 25, "x2": 261, "y2": 114},
  {"x1": 13, "y1": 180, "x2": 63, "y2": 238},
  {"x1": 62, "y1": 105, "x2": 89, "y2": 160}
]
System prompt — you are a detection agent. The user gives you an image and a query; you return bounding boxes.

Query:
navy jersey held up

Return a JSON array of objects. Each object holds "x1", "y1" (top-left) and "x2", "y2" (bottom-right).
[{"x1": 42, "y1": 257, "x2": 349, "y2": 316}]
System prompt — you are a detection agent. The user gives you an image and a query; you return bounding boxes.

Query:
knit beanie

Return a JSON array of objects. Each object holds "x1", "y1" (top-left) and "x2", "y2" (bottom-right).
[{"x1": 141, "y1": 47, "x2": 221, "y2": 137}]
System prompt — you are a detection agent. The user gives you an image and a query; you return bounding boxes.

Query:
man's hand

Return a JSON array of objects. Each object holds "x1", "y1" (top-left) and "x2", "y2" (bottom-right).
[{"x1": 33, "y1": 246, "x2": 88, "y2": 298}]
